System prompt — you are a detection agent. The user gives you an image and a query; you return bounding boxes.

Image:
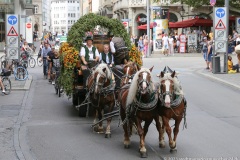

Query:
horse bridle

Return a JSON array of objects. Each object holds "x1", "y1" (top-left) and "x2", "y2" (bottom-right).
[
  {"x1": 159, "y1": 80, "x2": 174, "y2": 104},
  {"x1": 137, "y1": 72, "x2": 151, "y2": 93},
  {"x1": 122, "y1": 65, "x2": 137, "y2": 84},
  {"x1": 94, "y1": 72, "x2": 107, "y2": 89}
]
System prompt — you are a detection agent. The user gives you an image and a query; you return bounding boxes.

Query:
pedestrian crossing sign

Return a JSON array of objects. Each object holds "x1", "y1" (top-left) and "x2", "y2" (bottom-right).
[{"x1": 7, "y1": 26, "x2": 18, "y2": 36}]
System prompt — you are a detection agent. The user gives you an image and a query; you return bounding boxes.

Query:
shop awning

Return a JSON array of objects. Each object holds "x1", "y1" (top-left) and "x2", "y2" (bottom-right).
[
  {"x1": 137, "y1": 23, "x2": 154, "y2": 30},
  {"x1": 169, "y1": 18, "x2": 213, "y2": 28}
]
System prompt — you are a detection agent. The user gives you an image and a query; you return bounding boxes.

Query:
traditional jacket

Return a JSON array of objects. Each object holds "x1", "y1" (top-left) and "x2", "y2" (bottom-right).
[
  {"x1": 83, "y1": 45, "x2": 96, "y2": 61},
  {"x1": 101, "y1": 52, "x2": 113, "y2": 64}
]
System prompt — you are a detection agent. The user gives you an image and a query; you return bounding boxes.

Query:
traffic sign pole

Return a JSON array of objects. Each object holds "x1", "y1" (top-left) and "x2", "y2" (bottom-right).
[
  {"x1": 212, "y1": 6, "x2": 216, "y2": 73},
  {"x1": 224, "y1": 0, "x2": 229, "y2": 73}
]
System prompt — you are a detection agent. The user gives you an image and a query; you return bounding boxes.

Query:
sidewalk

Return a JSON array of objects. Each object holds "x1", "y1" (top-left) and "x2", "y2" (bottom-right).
[
  {"x1": 10, "y1": 75, "x2": 33, "y2": 90},
  {"x1": 150, "y1": 52, "x2": 240, "y2": 90}
]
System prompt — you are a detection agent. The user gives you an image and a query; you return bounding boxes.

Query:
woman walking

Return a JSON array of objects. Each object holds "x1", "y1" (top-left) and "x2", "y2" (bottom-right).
[
  {"x1": 138, "y1": 36, "x2": 144, "y2": 57},
  {"x1": 143, "y1": 36, "x2": 148, "y2": 58}
]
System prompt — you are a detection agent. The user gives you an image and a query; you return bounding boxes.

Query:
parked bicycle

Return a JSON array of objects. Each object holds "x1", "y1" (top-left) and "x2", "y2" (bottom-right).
[
  {"x1": 14, "y1": 60, "x2": 28, "y2": 81},
  {"x1": 0, "y1": 68, "x2": 11, "y2": 95},
  {"x1": 54, "y1": 69, "x2": 63, "y2": 97}
]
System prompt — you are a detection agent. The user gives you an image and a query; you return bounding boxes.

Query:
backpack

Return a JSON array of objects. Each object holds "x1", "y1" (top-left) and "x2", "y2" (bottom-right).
[{"x1": 112, "y1": 37, "x2": 126, "y2": 51}]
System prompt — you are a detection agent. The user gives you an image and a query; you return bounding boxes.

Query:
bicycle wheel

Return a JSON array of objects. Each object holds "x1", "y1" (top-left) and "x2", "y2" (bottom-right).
[
  {"x1": 37, "y1": 57, "x2": 43, "y2": 67},
  {"x1": 29, "y1": 57, "x2": 36, "y2": 68},
  {"x1": 14, "y1": 66, "x2": 28, "y2": 81},
  {"x1": 55, "y1": 83, "x2": 58, "y2": 94},
  {"x1": 2, "y1": 77, "x2": 11, "y2": 95}
]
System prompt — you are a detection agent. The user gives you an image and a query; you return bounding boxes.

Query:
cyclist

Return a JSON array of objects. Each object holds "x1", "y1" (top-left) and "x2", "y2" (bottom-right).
[
  {"x1": 41, "y1": 43, "x2": 51, "y2": 78},
  {"x1": 21, "y1": 41, "x2": 32, "y2": 58},
  {"x1": 47, "y1": 45, "x2": 55, "y2": 82},
  {"x1": 0, "y1": 76, "x2": 5, "y2": 93},
  {"x1": 50, "y1": 49, "x2": 60, "y2": 85}
]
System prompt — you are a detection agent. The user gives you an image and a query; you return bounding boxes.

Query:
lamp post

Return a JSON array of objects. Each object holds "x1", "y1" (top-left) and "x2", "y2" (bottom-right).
[{"x1": 180, "y1": 0, "x2": 185, "y2": 33}]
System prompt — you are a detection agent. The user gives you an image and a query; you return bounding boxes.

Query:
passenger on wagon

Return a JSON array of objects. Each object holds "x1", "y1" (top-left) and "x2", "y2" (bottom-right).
[{"x1": 99, "y1": 44, "x2": 115, "y2": 84}]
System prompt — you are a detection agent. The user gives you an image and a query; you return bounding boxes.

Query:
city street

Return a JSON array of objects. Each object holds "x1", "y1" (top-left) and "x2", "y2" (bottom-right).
[{"x1": 1, "y1": 54, "x2": 240, "y2": 160}]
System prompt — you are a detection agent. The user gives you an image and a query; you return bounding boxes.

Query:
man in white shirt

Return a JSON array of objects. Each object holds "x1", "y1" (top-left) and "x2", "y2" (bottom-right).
[
  {"x1": 109, "y1": 33, "x2": 116, "y2": 54},
  {"x1": 162, "y1": 34, "x2": 169, "y2": 55},
  {"x1": 80, "y1": 36, "x2": 99, "y2": 66}
]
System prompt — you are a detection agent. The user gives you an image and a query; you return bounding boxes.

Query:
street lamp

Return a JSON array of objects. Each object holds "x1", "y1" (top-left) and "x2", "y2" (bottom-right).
[{"x1": 180, "y1": 0, "x2": 185, "y2": 33}]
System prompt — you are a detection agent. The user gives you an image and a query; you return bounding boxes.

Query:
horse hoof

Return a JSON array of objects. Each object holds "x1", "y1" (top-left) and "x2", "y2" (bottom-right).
[
  {"x1": 170, "y1": 148, "x2": 177, "y2": 153},
  {"x1": 105, "y1": 133, "x2": 111, "y2": 138},
  {"x1": 140, "y1": 152, "x2": 148, "y2": 158},
  {"x1": 124, "y1": 144, "x2": 130, "y2": 149},
  {"x1": 159, "y1": 143, "x2": 166, "y2": 148}
]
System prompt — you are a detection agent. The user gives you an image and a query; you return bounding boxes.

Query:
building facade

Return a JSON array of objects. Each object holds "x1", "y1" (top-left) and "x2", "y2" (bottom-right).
[
  {"x1": 0, "y1": 0, "x2": 35, "y2": 51},
  {"x1": 51, "y1": 0, "x2": 80, "y2": 34},
  {"x1": 42, "y1": 0, "x2": 51, "y2": 31}
]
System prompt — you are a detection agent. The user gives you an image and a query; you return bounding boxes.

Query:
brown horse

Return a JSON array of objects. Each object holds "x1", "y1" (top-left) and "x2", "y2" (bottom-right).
[
  {"x1": 157, "y1": 71, "x2": 187, "y2": 152},
  {"x1": 87, "y1": 63, "x2": 116, "y2": 138},
  {"x1": 121, "y1": 61, "x2": 140, "y2": 87},
  {"x1": 119, "y1": 67, "x2": 162, "y2": 158}
]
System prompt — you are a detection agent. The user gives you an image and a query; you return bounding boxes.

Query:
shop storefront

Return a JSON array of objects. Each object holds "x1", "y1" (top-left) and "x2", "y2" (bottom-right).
[{"x1": 0, "y1": 1, "x2": 14, "y2": 51}]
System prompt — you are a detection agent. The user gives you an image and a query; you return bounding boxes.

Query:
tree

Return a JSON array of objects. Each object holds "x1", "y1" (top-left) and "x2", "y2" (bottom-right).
[{"x1": 152, "y1": 0, "x2": 240, "y2": 8}]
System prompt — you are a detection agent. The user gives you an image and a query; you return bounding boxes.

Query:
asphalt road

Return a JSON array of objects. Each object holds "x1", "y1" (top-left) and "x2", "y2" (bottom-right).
[{"x1": 3, "y1": 55, "x2": 240, "y2": 160}]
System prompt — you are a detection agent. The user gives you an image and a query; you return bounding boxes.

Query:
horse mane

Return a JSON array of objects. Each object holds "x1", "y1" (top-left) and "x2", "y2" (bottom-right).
[
  {"x1": 126, "y1": 68, "x2": 154, "y2": 107},
  {"x1": 159, "y1": 73, "x2": 184, "y2": 96},
  {"x1": 93, "y1": 63, "x2": 112, "y2": 79}
]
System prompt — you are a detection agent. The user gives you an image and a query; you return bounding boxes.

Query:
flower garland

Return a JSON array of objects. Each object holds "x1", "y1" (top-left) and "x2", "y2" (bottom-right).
[
  {"x1": 129, "y1": 44, "x2": 143, "y2": 67},
  {"x1": 59, "y1": 42, "x2": 79, "y2": 97}
]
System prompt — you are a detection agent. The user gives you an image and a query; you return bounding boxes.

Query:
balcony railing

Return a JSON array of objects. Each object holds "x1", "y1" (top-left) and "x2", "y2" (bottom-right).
[{"x1": 129, "y1": 0, "x2": 146, "y2": 7}]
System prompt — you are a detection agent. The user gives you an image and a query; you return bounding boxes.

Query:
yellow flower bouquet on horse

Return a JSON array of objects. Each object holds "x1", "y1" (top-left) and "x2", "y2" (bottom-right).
[{"x1": 129, "y1": 44, "x2": 143, "y2": 67}]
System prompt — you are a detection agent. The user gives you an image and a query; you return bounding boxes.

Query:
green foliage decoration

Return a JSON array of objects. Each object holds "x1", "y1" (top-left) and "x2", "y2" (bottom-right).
[
  {"x1": 59, "y1": 13, "x2": 131, "y2": 98},
  {"x1": 67, "y1": 13, "x2": 131, "y2": 50}
]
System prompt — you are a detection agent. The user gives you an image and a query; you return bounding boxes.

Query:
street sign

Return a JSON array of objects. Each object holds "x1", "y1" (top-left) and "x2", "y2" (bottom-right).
[
  {"x1": 122, "y1": 22, "x2": 128, "y2": 27},
  {"x1": 215, "y1": 19, "x2": 226, "y2": 29},
  {"x1": 26, "y1": 23, "x2": 31, "y2": 28},
  {"x1": 210, "y1": 0, "x2": 216, "y2": 6},
  {"x1": 214, "y1": 7, "x2": 227, "y2": 49},
  {"x1": 6, "y1": 14, "x2": 19, "y2": 60},
  {"x1": 7, "y1": 15, "x2": 17, "y2": 25},
  {"x1": 236, "y1": 17, "x2": 240, "y2": 34},
  {"x1": 7, "y1": 47, "x2": 19, "y2": 59},
  {"x1": 216, "y1": 8, "x2": 225, "y2": 18},
  {"x1": 215, "y1": 41, "x2": 226, "y2": 52},
  {"x1": 7, "y1": 26, "x2": 18, "y2": 36},
  {"x1": 26, "y1": 22, "x2": 33, "y2": 43}
]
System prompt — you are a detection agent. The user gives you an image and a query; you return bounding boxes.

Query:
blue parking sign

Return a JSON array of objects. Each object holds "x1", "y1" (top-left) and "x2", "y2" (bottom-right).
[{"x1": 8, "y1": 15, "x2": 18, "y2": 25}]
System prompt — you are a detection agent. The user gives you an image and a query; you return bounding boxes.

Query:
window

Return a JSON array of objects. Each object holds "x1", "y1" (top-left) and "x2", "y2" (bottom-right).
[{"x1": 34, "y1": 6, "x2": 38, "y2": 14}]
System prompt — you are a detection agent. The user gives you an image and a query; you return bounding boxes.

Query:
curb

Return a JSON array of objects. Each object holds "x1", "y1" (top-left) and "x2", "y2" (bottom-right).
[{"x1": 196, "y1": 69, "x2": 240, "y2": 90}]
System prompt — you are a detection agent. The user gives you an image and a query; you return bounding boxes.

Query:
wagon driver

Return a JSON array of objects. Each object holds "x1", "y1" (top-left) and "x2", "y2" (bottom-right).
[
  {"x1": 80, "y1": 36, "x2": 100, "y2": 66},
  {"x1": 80, "y1": 36, "x2": 100, "y2": 87}
]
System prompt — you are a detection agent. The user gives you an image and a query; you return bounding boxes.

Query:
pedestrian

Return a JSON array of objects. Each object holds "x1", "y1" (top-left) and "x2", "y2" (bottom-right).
[
  {"x1": 143, "y1": 36, "x2": 148, "y2": 57},
  {"x1": 168, "y1": 35, "x2": 174, "y2": 56},
  {"x1": 231, "y1": 30, "x2": 238, "y2": 46},
  {"x1": 162, "y1": 34, "x2": 169, "y2": 55},
  {"x1": 41, "y1": 43, "x2": 51, "y2": 78},
  {"x1": 202, "y1": 37, "x2": 209, "y2": 69},
  {"x1": 236, "y1": 34, "x2": 240, "y2": 46},
  {"x1": 228, "y1": 55, "x2": 239, "y2": 73},
  {"x1": 235, "y1": 44, "x2": 240, "y2": 65},
  {"x1": 138, "y1": 36, "x2": 144, "y2": 57},
  {"x1": 0, "y1": 76, "x2": 5, "y2": 93},
  {"x1": 207, "y1": 41, "x2": 213, "y2": 71}
]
